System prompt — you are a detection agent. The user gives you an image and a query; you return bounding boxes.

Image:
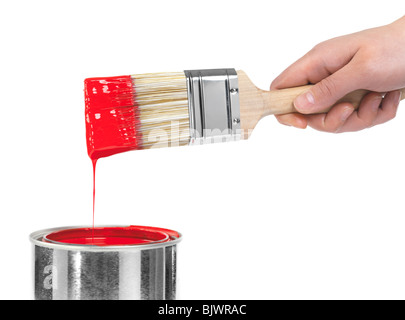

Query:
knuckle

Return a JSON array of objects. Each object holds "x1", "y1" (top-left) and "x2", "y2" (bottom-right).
[
  {"x1": 360, "y1": 114, "x2": 375, "y2": 128},
  {"x1": 306, "y1": 43, "x2": 326, "y2": 64},
  {"x1": 382, "y1": 102, "x2": 399, "y2": 122},
  {"x1": 356, "y1": 117, "x2": 371, "y2": 129},
  {"x1": 316, "y1": 77, "x2": 337, "y2": 99},
  {"x1": 312, "y1": 41, "x2": 328, "y2": 52},
  {"x1": 307, "y1": 41, "x2": 328, "y2": 59},
  {"x1": 386, "y1": 109, "x2": 397, "y2": 121},
  {"x1": 356, "y1": 53, "x2": 381, "y2": 82},
  {"x1": 321, "y1": 119, "x2": 341, "y2": 134}
]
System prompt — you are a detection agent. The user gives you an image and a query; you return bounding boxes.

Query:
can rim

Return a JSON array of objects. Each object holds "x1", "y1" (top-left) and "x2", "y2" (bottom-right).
[{"x1": 29, "y1": 225, "x2": 182, "y2": 252}]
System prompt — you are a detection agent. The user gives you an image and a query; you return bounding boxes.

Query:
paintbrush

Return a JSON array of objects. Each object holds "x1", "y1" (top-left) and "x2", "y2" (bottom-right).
[{"x1": 84, "y1": 69, "x2": 405, "y2": 160}]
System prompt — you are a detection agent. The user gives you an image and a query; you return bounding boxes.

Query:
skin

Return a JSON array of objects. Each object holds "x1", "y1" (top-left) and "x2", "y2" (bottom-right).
[{"x1": 271, "y1": 16, "x2": 405, "y2": 133}]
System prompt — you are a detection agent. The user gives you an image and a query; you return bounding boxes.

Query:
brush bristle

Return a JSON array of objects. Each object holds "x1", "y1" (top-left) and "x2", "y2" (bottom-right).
[
  {"x1": 133, "y1": 72, "x2": 189, "y2": 149},
  {"x1": 84, "y1": 72, "x2": 189, "y2": 159}
]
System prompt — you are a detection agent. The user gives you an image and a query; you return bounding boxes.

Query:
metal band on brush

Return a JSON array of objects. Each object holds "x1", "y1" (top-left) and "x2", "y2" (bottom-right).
[{"x1": 184, "y1": 69, "x2": 241, "y2": 145}]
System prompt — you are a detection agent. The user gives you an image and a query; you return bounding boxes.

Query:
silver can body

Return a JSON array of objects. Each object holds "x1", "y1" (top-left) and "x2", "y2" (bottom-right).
[{"x1": 30, "y1": 226, "x2": 181, "y2": 300}]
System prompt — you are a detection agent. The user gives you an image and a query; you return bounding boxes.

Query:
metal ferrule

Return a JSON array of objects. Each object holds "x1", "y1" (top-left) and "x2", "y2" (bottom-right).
[{"x1": 184, "y1": 69, "x2": 241, "y2": 145}]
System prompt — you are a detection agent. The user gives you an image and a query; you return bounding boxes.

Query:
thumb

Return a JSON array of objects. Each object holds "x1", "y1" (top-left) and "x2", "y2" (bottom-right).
[{"x1": 294, "y1": 64, "x2": 358, "y2": 114}]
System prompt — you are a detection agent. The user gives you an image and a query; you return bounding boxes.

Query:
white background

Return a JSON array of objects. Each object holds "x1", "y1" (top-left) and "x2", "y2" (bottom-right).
[{"x1": 1, "y1": 0, "x2": 404, "y2": 300}]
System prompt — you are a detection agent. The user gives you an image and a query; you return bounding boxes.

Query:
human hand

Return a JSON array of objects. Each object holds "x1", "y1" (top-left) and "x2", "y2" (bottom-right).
[{"x1": 271, "y1": 16, "x2": 405, "y2": 133}]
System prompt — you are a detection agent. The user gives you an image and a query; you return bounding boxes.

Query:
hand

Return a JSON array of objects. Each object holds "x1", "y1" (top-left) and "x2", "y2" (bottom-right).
[{"x1": 271, "y1": 16, "x2": 405, "y2": 133}]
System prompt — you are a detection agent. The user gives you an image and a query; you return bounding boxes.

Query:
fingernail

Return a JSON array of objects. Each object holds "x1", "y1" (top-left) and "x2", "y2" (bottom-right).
[
  {"x1": 341, "y1": 107, "x2": 353, "y2": 122},
  {"x1": 294, "y1": 91, "x2": 315, "y2": 112}
]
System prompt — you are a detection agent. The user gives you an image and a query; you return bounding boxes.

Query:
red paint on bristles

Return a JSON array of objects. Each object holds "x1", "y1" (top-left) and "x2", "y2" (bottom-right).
[{"x1": 84, "y1": 75, "x2": 142, "y2": 160}]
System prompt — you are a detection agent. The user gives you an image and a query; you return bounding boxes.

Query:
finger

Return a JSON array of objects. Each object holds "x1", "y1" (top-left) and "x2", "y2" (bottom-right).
[
  {"x1": 271, "y1": 37, "x2": 357, "y2": 90},
  {"x1": 294, "y1": 62, "x2": 362, "y2": 114},
  {"x1": 305, "y1": 103, "x2": 355, "y2": 133},
  {"x1": 336, "y1": 92, "x2": 383, "y2": 132},
  {"x1": 357, "y1": 92, "x2": 385, "y2": 120},
  {"x1": 275, "y1": 113, "x2": 308, "y2": 128},
  {"x1": 270, "y1": 52, "x2": 330, "y2": 90},
  {"x1": 373, "y1": 90, "x2": 401, "y2": 126}
]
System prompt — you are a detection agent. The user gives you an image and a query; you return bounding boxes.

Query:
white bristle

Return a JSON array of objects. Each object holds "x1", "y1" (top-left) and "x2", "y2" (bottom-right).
[{"x1": 132, "y1": 72, "x2": 190, "y2": 149}]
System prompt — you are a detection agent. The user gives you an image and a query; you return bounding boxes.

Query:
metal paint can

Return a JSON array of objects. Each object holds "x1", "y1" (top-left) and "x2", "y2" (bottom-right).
[{"x1": 30, "y1": 225, "x2": 182, "y2": 300}]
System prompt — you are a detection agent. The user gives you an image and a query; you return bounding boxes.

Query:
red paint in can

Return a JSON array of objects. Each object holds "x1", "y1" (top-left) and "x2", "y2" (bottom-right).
[{"x1": 43, "y1": 225, "x2": 180, "y2": 247}]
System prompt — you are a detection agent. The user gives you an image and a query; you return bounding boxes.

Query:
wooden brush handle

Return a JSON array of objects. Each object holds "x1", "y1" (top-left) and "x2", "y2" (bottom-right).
[
  {"x1": 237, "y1": 70, "x2": 405, "y2": 138},
  {"x1": 263, "y1": 86, "x2": 405, "y2": 116}
]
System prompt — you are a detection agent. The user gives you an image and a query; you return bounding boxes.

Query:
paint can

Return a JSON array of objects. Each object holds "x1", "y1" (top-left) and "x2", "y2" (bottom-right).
[{"x1": 30, "y1": 225, "x2": 182, "y2": 300}]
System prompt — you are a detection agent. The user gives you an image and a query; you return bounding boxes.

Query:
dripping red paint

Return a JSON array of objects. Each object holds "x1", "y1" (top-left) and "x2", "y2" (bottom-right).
[
  {"x1": 91, "y1": 158, "x2": 97, "y2": 242},
  {"x1": 84, "y1": 75, "x2": 143, "y2": 245}
]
